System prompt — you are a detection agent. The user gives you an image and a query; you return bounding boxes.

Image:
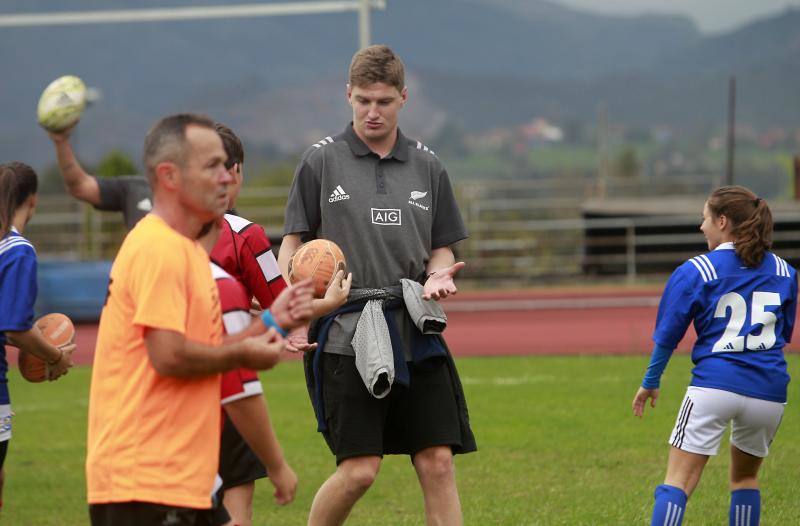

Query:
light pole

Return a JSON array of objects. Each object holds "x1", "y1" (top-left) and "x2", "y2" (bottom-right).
[
  {"x1": 724, "y1": 75, "x2": 736, "y2": 186},
  {"x1": 358, "y1": 0, "x2": 372, "y2": 48}
]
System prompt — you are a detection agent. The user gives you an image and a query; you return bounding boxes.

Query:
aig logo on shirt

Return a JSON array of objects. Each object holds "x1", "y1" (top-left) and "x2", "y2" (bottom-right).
[{"x1": 371, "y1": 208, "x2": 401, "y2": 226}]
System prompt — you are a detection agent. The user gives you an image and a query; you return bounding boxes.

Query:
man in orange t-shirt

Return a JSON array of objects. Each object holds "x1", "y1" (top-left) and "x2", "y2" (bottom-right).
[{"x1": 86, "y1": 114, "x2": 311, "y2": 526}]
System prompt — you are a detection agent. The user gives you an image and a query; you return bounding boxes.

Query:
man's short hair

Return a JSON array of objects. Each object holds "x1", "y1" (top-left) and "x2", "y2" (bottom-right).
[
  {"x1": 215, "y1": 123, "x2": 244, "y2": 170},
  {"x1": 348, "y1": 44, "x2": 405, "y2": 92},
  {"x1": 143, "y1": 113, "x2": 216, "y2": 184}
]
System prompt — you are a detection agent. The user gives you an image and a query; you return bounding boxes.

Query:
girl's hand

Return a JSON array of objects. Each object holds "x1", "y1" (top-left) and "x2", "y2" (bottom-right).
[{"x1": 632, "y1": 386, "x2": 659, "y2": 418}]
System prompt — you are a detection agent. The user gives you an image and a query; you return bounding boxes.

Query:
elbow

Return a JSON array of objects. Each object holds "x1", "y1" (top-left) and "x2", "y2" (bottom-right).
[
  {"x1": 145, "y1": 329, "x2": 197, "y2": 377},
  {"x1": 66, "y1": 183, "x2": 92, "y2": 203},
  {"x1": 147, "y1": 347, "x2": 190, "y2": 377},
  {"x1": 65, "y1": 177, "x2": 101, "y2": 206},
  {"x1": 66, "y1": 186, "x2": 85, "y2": 201},
  {"x1": 149, "y1": 355, "x2": 183, "y2": 377}
]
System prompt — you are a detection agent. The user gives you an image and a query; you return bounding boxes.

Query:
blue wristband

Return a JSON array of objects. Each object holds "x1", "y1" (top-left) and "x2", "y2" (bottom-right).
[{"x1": 260, "y1": 310, "x2": 288, "y2": 337}]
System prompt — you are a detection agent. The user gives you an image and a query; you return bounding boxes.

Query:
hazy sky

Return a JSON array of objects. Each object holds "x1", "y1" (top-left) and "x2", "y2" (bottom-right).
[{"x1": 554, "y1": 0, "x2": 800, "y2": 33}]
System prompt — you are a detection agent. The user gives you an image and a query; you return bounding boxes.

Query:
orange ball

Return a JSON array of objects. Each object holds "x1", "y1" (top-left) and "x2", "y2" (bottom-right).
[
  {"x1": 19, "y1": 313, "x2": 74, "y2": 383},
  {"x1": 288, "y1": 239, "x2": 347, "y2": 298}
]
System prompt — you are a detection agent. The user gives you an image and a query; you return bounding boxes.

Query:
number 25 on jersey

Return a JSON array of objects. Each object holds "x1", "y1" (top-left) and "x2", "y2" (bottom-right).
[{"x1": 712, "y1": 291, "x2": 781, "y2": 353}]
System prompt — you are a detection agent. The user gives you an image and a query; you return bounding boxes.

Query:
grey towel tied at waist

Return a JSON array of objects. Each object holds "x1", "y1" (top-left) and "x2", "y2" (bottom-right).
[
  {"x1": 400, "y1": 279, "x2": 447, "y2": 334},
  {"x1": 350, "y1": 283, "x2": 447, "y2": 398},
  {"x1": 349, "y1": 287, "x2": 397, "y2": 398},
  {"x1": 352, "y1": 299, "x2": 394, "y2": 398}
]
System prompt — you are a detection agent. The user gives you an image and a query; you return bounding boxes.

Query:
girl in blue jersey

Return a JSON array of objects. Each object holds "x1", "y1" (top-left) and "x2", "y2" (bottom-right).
[
  {"x1": 632, "y1": 186, "x2": 796, "y2": 526},
  {"x1": 0, "y1": 163, "x2": 74, "y2": 507}
]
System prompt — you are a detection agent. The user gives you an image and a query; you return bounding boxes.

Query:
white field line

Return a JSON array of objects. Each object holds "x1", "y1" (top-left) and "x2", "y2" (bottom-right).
[{"x1": 460, "y1": 374, "x2": 625, "y2": 386}]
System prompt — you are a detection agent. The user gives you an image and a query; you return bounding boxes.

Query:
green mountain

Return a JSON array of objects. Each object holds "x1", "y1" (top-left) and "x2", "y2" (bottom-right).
[{"x1": 0, "y1": 0, "x2": 796, "y2": 169}]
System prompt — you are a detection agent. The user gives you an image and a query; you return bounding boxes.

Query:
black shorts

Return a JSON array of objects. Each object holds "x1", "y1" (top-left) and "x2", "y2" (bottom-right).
[
  {"x1": 89, "y1": 501, "x2": 229, "y2": 526},
  {"x1": 321, "y1": 353, "x2": 463, "y2": 464},
  {"x1": 219, "y1": 413, "x2": 267, "y2": 489}
]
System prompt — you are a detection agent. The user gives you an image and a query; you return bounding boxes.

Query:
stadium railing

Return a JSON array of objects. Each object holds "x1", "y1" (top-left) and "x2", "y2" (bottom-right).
[{"x1": 27, "y1": 175, "x2": 800, "y2": 290}]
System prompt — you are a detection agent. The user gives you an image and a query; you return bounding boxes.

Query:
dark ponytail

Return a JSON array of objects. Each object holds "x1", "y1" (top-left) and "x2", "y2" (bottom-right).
[
  {"x1": 706, "y1": 185, "x2": 772, "y2": 267},
  {"x1": 0, "y1": 166, "x2": 17, "y2": 239},
  {"x1": 0, "y1": 162, "x2": 39, "y2": 239}
]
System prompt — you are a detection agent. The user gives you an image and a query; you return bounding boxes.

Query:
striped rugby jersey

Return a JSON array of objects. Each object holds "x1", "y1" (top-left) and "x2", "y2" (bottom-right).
[
  {"x1": 210, "y1": 262, "x2": 263, "y2": 406},
  {"x1": 210, "y1": 213, "x2": 286, "y2": 310},
  {"x1": 653, "y1": 242, "x2": 797, "y2": 403}
]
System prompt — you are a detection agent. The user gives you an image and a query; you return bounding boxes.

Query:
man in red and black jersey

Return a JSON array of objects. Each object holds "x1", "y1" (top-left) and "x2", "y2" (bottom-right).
[{"x1": 210, "y1": 124, "x2": 297, "y2": 526}]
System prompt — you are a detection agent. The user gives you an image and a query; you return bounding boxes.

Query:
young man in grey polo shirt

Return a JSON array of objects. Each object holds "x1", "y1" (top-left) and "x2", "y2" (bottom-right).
[{"x1": 278, "y1": 44, "x2": 476, "y2": 526}]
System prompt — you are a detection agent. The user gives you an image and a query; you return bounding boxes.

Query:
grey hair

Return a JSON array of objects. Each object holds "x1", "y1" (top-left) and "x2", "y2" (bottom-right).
[{"x1": 143, "y1": 113, "x2": 216, "y2": 184}]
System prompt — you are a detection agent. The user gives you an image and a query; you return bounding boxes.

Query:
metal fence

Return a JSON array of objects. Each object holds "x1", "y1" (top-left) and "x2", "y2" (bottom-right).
[{"x1": 30, "y1": 175, "x2": 800, "y2": 286}]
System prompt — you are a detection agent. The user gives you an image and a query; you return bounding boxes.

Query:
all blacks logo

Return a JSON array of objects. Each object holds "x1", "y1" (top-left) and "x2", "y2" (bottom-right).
[{"x1": 371, "y1": 208, "x2": 401, "y2": 226}]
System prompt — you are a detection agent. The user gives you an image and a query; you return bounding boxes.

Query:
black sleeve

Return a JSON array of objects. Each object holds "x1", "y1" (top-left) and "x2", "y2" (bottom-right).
[
  {"x1": 94, "y1": 176, "x2": 130, "y2": 212},
  {"x1": 283, "y1": 158, "x2": 322, "y2": 237},
  {"x1": 431, "y1": 167, "x2": 468, "y2": 248}
]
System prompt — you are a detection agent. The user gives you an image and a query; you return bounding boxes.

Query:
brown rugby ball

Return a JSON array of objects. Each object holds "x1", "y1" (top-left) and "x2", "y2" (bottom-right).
[
  {"x1": 19, "y1": 313, "x2": 74, "y2": 383},
  {"x1": 288, "y1": 239, "x2": 347, "y2": 298}
]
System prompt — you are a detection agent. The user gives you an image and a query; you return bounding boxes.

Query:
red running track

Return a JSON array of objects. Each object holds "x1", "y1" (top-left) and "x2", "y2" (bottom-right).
[
  {"x1": 9, "y1": 286, "x2": 799, "y2": 366},
  {"x1": 441, "y1": 287, "x2": 697, "y2": 356}
]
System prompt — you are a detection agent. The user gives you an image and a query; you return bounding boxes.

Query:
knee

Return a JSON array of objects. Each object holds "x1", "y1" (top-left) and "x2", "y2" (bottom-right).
[
  {"x1": 339, "y1": 457, "x2": 380, "y2": 492},
  {"x1": 730, "y1": 449, "x2": 762, "y2": 489},
  {"x1": 415, "y1": 447, "x2": 455, "y2": 482}
]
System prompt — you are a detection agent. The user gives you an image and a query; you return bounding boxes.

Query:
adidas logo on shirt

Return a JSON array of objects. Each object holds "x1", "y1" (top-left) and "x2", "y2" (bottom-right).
[{"x1": 329, "y1": 185, "x2": 350, "y2": 203}]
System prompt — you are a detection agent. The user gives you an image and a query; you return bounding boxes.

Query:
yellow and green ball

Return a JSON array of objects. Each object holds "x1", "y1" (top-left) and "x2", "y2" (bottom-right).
[{"x1": 37, "y1": 75, "x2": 87, "y2": 132}]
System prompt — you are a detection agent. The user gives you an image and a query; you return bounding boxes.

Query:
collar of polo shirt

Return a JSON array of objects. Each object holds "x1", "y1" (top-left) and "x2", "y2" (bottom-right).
[{"x1": 343, "y1": 122, "x2": 410, "y2": 162}]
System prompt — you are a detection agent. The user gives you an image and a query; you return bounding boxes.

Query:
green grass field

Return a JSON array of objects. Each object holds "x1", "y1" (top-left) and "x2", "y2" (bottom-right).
[{"x1": 4, "y1": 355, "x2": 800, "y2": 525}]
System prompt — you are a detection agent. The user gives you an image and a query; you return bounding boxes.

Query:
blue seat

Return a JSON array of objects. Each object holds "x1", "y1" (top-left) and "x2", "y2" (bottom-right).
[{"x1": 35, "y1": 260, "x2": 112, "y2": 323}]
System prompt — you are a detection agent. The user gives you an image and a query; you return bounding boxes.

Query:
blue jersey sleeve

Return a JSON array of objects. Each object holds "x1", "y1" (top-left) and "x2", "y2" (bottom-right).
[
  {"x1": 652, "y1": 262, "x2": 700, "y2": 349},
  {"x1": 782, "y1": 269, "x2": 798, "y2": 343},
  {"x1": 0, "y1": 248, "x2": 38, "y2": 332}
]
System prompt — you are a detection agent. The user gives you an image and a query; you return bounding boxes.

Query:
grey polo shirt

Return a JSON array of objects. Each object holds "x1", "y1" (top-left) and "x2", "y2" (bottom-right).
[
  {"x1": 284, "y1": 123, "x2": 468, "y2": 289},
  {"x1": 94, "y1": 175, "x2": 152, "y2": 230},
  {"x1": 284, "y1": 124, "x2": 468, "y2": 355}
]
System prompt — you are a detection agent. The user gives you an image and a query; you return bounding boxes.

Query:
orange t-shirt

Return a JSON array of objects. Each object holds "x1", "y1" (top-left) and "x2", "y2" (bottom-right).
[{"x1": 86, "y1": 214, "x2": 224, "y2": 509}]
